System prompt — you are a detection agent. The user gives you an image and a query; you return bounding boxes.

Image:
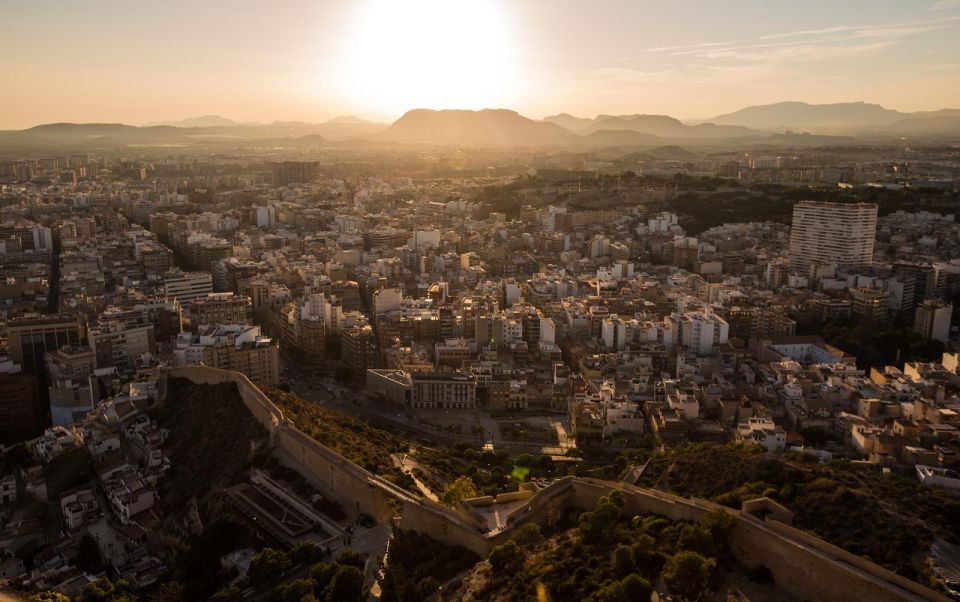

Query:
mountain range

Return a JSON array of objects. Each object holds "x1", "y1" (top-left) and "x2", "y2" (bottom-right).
[
  {"x1": 1, "y1": 101, "x2": 959, "y2": 151},
  {"x1": 543, "y1": 113, "x2": 759, "y2": 139},
  {"x1": 707, "y1": 101, "x2": 960, "y2": 134}
]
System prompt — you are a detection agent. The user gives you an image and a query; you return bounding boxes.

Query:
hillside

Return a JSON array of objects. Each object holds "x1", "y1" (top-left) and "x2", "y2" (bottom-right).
[
  {"x1": 542, "y1": 112, "x2": 595, "y2": 131},
  {"x1": 885, "y1": 115, "x2": 960, "y2": 136},
  {"x1": 156, "y1": 378, "x2": 268, "y2": 512},
  {"x1": 545, "y1": 113, "x2": 759, "y2": 139},
  {"x1": 581, "y1": 129, "x2": 665, "y2": 146},
  {"x1": 373, "y1": 108, "x2": 575, "y2": 146},
  {"x1": 146, "y1": 115, "x2": 240, "y2": 127},
  {"x1": 0, "y1": 119, "x2": 382, "y2": 152},
  {"x1": 637, "y1": 444, "x2": 960, "y2": 584},
  {"x1": 709, "y1": 101, "x2": 905, "y2": 131},
  {"x1": 438, "y1": 491, "x2": 785, "y2": 602},
  {"x1": 263, "y1": 388, "x2": 408, "y2": 475},
  {"x1": 590, "y1": 114, "x2": 758, "y2": 139}
]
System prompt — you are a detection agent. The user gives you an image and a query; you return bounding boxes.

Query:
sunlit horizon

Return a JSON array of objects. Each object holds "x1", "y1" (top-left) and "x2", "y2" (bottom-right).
[{"x1": 1, "y1": 0, "x2": 960, "y2": 129}]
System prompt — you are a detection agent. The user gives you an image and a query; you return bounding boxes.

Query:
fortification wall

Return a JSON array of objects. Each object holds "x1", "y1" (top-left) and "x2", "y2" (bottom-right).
[
  {"x1": 164, "y1": 367, "x2": 947, "y2": 601},
  {"x1": 401, "y1": 477, "x2": 947, "y2": 601},
  {"x1": 734, "y1": 517, "x2": 948, "y2": 602},
  {"x1": 162, "y1": 367, "x2": 393, "y2": 522},
  {"x1": 400, "y1": 498, "x2": 495, "y2": 558},
  {"x1": 274, "y1": 425, "x2": 393, "y2": 522}
]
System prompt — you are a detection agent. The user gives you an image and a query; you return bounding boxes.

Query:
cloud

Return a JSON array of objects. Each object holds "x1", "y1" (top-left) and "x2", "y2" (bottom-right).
[
  {"x1": 634, "y1": 15, "x2": 959, "y2": 66},
  {"x1": 595, "y1": 13, "x2": 960, "y2": 101},
  {"x1": 931, "y1": 0, "x2": 960, "y2": 9}
]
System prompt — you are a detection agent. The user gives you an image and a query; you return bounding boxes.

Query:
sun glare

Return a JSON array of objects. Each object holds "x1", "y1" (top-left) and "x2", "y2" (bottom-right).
[{"x1": 332, "y1": 0, "x2": 523, "y2": 117}]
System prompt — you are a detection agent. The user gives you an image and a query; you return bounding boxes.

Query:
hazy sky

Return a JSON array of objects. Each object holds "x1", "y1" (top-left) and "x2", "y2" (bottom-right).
[{"x1": 2, "y1": 0, "x2": 960, "y2": 128}]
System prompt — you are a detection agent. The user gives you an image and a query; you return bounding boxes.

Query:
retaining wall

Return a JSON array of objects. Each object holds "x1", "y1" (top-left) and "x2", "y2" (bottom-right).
[
  {"x1": 163, "y1": 366, "x2": 393, "y2": 522},
  {"x1": 164, "y1": 367, "x2": 947, "y2": 601}
]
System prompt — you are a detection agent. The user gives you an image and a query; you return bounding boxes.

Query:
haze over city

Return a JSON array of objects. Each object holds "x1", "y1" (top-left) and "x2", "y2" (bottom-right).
[{"x1": 3, "y1": 0, "x2": 960, "y2": 128}]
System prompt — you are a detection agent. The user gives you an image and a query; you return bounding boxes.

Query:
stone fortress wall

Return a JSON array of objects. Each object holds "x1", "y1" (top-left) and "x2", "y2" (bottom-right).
[
  {"x1": 163, "y1": 366, "x2": 396, "y2": 522},
  {"x1": 162, "y1": 366, "x2": 949, "y2": 602}
]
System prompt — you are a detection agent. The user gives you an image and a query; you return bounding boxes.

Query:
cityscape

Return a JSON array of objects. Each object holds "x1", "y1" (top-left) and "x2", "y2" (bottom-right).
[{"x1": 2, "y1": 1, "x2": 960, "y2": 601}]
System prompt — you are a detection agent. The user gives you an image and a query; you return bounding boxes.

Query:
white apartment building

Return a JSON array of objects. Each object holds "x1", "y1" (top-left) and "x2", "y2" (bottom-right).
[
  {"x1": 679, "y1": 312, "x2": 729, "y2": 356},
  {"x1": 163, "y1": 271, "x2": 213, "y2": 308},
  {"x1": 788, "y1": 201, "x2": 878, "y2": 272}
]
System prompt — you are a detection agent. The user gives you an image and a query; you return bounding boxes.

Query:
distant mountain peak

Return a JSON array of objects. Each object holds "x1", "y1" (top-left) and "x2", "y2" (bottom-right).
[
  {"x1": 325, "y1": 115, "x2": 373, "y2": 124},
  {"x1": 146, "y1": 115, "x2": 240, "y2": 128},
  {"x1": 376, "y1": 108, "x2": 573, "y2": 146},
  {"x1": 709, "y1": 101, "x2": 905, "y2": 132}
]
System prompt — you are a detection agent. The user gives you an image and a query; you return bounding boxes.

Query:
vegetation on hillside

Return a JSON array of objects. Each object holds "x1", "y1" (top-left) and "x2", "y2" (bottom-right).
[
  {"x1": 449, "y1": 491, "x2": 738, "y2": 602},
  {"x1": 265, "y1": 387, "x2": 408, "y2": 475},
  {"x1": 639, "y1": 444, "x2": 960, "y2": 583},
  {"x1": 378, "y1": 530, "x2": 479, "y2": 602}
]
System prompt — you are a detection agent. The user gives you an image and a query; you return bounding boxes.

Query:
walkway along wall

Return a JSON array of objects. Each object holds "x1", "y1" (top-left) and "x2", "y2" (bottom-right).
[{"x1": 164, "y1": 367, "x2": 947, "y2": 602}]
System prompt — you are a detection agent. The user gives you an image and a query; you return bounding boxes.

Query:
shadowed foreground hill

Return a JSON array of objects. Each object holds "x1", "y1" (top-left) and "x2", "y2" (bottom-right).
[
  {"x1": 156, "y1": 378, "x2": 267, "y2": 511},
  {"x1": 638, "y1": 444, "x2": 960, "y2": 584}
]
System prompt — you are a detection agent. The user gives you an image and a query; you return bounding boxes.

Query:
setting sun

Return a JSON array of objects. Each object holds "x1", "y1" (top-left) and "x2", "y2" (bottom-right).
[{"x1": 331, "y1": 0, "x2": 524, "y2": 117}]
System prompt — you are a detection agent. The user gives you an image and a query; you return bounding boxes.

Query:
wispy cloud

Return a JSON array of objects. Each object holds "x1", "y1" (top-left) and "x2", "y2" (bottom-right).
[
  {"x1": 758, "y1": 25, "x2": 861, "y2": 40},
  {"x1": 931, "y1": 0, "x2": 960, "y2": 10},
  {"x1": 595, "y1": 14, "x2": 960, "y2": 100},
  {"x1": 631, "y1": 15, "x2": 958, "y2": 66},
  {"x1": 641, "y1": 41, "x2": 733, "y2": 54}
]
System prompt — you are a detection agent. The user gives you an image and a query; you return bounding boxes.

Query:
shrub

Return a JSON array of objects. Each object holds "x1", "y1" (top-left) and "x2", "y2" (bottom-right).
[
  {"x1": 488, "y1": 540, "x2": 523, "y2": 572},
  {"x1": 662, "y1": 551, "x2": 712, "y2": 601}
]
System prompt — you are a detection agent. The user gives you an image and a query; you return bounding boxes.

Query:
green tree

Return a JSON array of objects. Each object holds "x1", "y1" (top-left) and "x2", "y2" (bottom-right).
[
  {"x1": 488, "y1": 540, "x2": 523, "y2": 572},
  {"x1": 309, "y1": 562, "x2": 337, "y2": 592},
  {"x1": 290, "y1": 541, "x2": 322, "y2": 566},
  {"x1": 80, "y1": 578, "x2": 134, "y2": 602},
  {"x1": 147, "y1": 582, "x2": 184, "y2": 602},
  {"x1": 276, "y1": 578, "x2": 318, "y2": 602},
  {"x1": 701, "y1": 510, "x2": 735, "y2": 558},
  {"x1": 621, "y1": 574, "x2": 653, "y2": 600},
  {"x1": 596, "y1": 573, "x2": 653, "y2": 602},
  {"x1": 30, "y1": 594, "x2": 71, "y2": 602},
  {"x1": 578, "y1": 491, "x2": 624, "y2": 546},
  {"x1": 248, "y1": 547, "x2": 292, "y2": 588},
  {"x1": 324, "y1": 565, "x2": 366, "y2": 602},
  {"x1": 440, "y1": 476, "x2": 478, "y2": 508},
  {"x1": 677, "y1": 524, "x2": 714, "y2": 557},
  {"x1": 613, "y1": 544, "x2": 636, "y2": 577},
  {"x1": 333, "y1": 549, "x2": 366, "y2": 570},
  {"x1": 513, "y1": 523, "x2": 544, "y2": 550},
  {"x1": 662, "y1": 551, "x2": 712, "y2": 601},
  {"x1": 211, "y1": 586, "x2": 242, "y2": 600}
]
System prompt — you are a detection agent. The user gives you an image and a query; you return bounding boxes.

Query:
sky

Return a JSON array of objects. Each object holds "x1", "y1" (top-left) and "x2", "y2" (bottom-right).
[{"x1": 2, "y1": 0, "x2": 960, "y2": 128}]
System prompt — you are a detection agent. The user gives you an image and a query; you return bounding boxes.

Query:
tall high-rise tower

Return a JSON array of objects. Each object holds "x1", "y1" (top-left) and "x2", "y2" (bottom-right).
[{"x1": 788, "y1": 201, "x2": 878, "y2": 273}]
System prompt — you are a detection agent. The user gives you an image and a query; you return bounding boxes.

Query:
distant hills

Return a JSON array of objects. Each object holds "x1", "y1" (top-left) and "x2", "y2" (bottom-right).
[
  {"x1": 146, "y1": 115, "x2": 241, "y2": 128},
  {"x1": 544, "y1": 113, "x2": 758, "y2": 139},
  {"x1": 2, "y1": 101, "x2": 959, "y2": 153},
  {"x1": 708, "y1": 101, "x2": 960, "y2": 135},
  {"x1": 373, "y1": 108, "x2": 574, "y2": 146}
]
